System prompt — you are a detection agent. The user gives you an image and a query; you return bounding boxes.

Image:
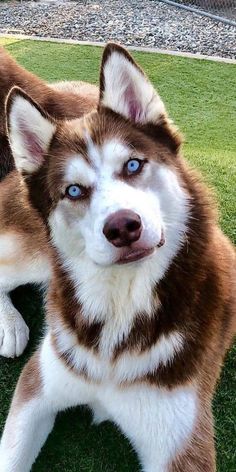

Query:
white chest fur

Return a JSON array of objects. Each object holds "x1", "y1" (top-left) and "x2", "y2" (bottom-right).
[
  {"x1": 52, "y1": 320, "x2": 184, "y2": 384},
  {"x1": 41, "y1": 334, "x2": 197, "y2": 472}
]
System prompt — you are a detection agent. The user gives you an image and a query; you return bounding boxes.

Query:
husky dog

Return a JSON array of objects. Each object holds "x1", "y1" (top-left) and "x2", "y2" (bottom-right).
[
  {"x1": 0, "y1": 47, "x2": 98, "y2": 357},
  {"x1": 0, "y1": 43, "x2": 235, "y2": 472}
]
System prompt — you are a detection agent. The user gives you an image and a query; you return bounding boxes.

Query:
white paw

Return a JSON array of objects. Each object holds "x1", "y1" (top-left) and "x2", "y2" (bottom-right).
[{"x1": 0, "y1": 310, "x2": 29, "y2": 358}]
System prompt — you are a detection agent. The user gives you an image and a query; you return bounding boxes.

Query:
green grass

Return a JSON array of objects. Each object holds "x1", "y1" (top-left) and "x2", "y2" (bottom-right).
[{"x1": 0, "y1": 38, "x2": 235, "y2": 471}]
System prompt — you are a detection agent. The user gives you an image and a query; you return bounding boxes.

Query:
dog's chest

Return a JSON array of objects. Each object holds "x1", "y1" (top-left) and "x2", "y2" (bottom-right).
[
  {"x1": 43, "y1": 333, "x2": 197, "y2": 472},
  {"x1": 53, "y1": 318, "x2": 183, "y2": 385},
  {"x1": 52, "y1": 260, "x2": 183, "y2": 384}
]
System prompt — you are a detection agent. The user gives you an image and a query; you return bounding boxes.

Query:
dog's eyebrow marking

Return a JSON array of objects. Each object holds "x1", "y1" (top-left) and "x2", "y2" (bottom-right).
[
  {"x1": 102, "y1": 139, "x2": 131, "y2": 165},
  {"x1": 65, "y1": 156, "x2": 96, "y2": 187},
  {"x1": 84, "y1": 130, "x2": 101, "y2": 170}
]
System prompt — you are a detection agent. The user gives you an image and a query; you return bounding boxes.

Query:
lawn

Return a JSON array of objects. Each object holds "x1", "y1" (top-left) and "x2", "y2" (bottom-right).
[{"x1": 0, "y1": 38, "x2": 235, "y2": 471}]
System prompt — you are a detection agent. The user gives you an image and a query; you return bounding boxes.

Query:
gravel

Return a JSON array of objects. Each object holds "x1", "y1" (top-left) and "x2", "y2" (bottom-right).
[{"x1": 0, "y1": 0, "x2": 235, "y2": 59}]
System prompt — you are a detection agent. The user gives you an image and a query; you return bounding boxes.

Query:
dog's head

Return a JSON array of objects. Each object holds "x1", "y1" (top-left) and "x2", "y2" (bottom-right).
[{"x1": 6, "y1": 44, "x2": 189, "y2": 274}]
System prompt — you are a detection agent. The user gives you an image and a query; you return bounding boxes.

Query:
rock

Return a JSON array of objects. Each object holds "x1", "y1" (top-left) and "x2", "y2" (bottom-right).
[{"x1": 0, "y1": 0, "x2": 235, "y2": 58}]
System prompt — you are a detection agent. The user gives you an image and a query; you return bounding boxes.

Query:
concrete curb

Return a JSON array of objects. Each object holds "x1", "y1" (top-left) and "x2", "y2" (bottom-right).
[{"x1": 0, "y1": 33, "x2": 235, "y2": 64}]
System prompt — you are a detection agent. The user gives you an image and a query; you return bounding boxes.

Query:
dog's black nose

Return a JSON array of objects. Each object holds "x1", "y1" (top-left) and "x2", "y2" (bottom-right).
[{"x1": 103, "y1": 210, "x2": 142, "y2": 247}]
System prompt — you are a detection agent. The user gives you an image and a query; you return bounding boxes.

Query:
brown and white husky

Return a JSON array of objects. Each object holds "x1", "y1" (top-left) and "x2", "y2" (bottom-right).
[
  {"x1": 0, "y1": 47, "x2": 98, "y2": 358},
  {"x1": 0, "y1": 43, "x2": 235, "y2": 471}
]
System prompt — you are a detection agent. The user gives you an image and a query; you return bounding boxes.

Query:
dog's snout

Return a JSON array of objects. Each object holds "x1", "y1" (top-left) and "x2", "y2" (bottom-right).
[{"x1": 103, "y1": 210, "x2": 142, "y2": 247}]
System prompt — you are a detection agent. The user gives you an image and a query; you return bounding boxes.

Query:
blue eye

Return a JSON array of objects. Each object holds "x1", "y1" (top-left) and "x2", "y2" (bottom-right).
[
  {"x1": 126, "y1": 159, "x2": 142, "y2": 175},
  {"x1": 66, "y1": 184, "x2": 83, "y2": 200}
]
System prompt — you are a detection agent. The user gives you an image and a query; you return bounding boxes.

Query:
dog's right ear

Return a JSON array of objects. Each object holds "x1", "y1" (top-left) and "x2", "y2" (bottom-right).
[
  {"x1": 99, "y1": 43, "x2": 166, "y2": 125},
  {"x1": 6, "y1": 86, "x2": 56, "y2": 174}
]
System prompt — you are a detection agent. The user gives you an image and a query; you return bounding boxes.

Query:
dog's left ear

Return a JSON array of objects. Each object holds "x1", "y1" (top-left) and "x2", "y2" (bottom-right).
[
  {"x1": 6, "y1": 86, "x2": 56, "y2": 174},
  {"x1": 99, "y1": 43, "x2": 166, "y2": 125}
]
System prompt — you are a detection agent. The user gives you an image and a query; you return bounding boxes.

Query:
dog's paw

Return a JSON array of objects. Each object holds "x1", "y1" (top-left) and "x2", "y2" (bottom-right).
[{"x1": 0, "y1": 310, "x2": 29, "y2": 358}]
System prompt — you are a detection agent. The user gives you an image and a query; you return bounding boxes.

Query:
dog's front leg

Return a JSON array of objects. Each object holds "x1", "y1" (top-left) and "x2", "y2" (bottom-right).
[
  {"x1": 0, "y1": 350, "x2": 56, "y2": 472},
  {"x1": 0, "y1": 333, "x2": 94, "y2": 471},
  {"x1": 0, "y1": 289, "x2": 30, "y2": 358},
  {"x1": 100, "y1": 384, "x2": 198, "y2": 472},
  {"x1": 0, "y1": 234, "x2": 30, "y2": 358},
  {"x1": 0, "y1": 233, "x2": 50, "y2": 358}
]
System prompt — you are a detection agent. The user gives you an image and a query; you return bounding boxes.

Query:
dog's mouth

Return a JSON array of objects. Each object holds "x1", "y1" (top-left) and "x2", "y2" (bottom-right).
[
  {"x1": 117, "y1": 232, "x2": 165, "y2": 265},
  {"x1": 117, "y1": 247, "x2": 155, "y2": 265}
]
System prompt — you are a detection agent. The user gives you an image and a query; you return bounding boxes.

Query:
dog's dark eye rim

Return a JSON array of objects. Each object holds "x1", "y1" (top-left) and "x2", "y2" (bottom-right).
[
  {"x1": 123, "y1": 158, "x2": 147, "y2": 177},
  {"x1": 64, "y1": 184, "x2": 90, "y2": 200}
]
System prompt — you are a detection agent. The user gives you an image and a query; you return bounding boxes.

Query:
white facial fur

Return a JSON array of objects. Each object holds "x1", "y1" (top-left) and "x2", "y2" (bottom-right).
[
  {"x1": 49, "y1": 137, "x2": 189, "y2": 337},
  {"x1": 50, "y1": 138, "x2": 189, "y2": 269}
]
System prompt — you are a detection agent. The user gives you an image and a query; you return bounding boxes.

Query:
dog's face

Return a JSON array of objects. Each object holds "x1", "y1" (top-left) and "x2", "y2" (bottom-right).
[{"x1": 7, "y1": 44, "x2": 189, "y2": 273}]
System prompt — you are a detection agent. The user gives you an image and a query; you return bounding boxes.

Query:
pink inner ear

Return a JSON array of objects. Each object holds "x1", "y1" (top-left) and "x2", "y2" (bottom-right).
[
  {"x1": 120, "y1": 66, "x2": 147, "y2": 123},
  {"x1": 19, "y1": 118, "x2": 44, "y2": 164},
  {"x1": 124, "y1": 83, "x2": 143, "y2": 122}
]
